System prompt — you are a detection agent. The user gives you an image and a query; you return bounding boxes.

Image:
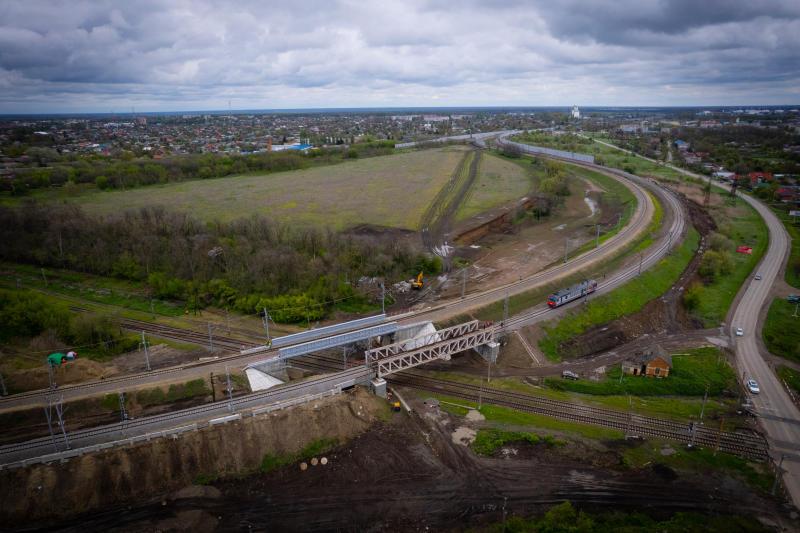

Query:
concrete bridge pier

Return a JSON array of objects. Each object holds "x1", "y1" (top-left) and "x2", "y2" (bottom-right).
[
  {"x1": 371, "y1": 377, "x2": 387, "y2": 398},
  {"x1": 474, "y1": 341, "x2": 499, "y2": 364}
]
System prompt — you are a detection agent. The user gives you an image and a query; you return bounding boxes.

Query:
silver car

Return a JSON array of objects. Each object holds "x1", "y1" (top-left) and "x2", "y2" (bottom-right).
[{"x1": 746, "y1": 379, "x2": 760, "y2": 394}]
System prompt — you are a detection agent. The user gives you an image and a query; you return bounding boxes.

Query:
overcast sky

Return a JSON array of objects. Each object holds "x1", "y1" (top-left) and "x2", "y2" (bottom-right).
[{"x1": 1, "y1": 0, "x2": 799, "y2": 113}]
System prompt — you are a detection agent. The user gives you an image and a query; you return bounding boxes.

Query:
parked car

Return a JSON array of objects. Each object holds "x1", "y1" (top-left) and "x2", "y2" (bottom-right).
[
  {"x1": 788, "y1": 295, "x2": 800, "y2": 303},
  {"x1": 562, "y1": 370, "x2": 579, "y2": 380},
  {"x1": 746, "y1": 379, "x2": 760, "y2": 394},
  {"x1": 754, "y1": 274, "x2": 762, "y2": 280},
  {"x1": 735, "y1": 327, "x2": 744, "y2": 336}
]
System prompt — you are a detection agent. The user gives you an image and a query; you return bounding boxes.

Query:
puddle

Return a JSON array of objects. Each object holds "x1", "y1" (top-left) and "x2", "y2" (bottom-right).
[{"x1": 584, "y1": 195, "x2": 597, "y2": 216}]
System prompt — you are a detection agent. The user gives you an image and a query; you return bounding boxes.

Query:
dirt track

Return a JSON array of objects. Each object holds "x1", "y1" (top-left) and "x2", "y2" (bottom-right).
[{"x1": 34, "y1": 396, "x2": 790, "y2": 532}]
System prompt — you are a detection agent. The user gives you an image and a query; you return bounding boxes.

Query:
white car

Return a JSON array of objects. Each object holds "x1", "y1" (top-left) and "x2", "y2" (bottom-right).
[
  {"x1": 735, "y1": 327, "x2": 744, "y2": 336},
  {"x1": 754, "y1": 274, "x2": 762, "y2": 281},
  {"x1": 746, "y1": 379, "x2": 760, "y2": 394}
]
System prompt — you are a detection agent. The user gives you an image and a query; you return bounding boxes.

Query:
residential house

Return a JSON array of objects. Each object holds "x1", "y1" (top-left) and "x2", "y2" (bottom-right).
[
  {"x1": 748, "y1": 171, "x2": 774, "y2": 187},
  {"x1": 621, "y1": 346, "x2": 673, "y2": 378}
]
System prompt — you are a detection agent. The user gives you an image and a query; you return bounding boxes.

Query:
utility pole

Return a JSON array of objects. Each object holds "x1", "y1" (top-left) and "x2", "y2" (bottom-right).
[
  {"x1": 150, "y1": 299, "x2": 155, "y2": 319},
  {"x1": 44, "y1": 402, "x2": 57, "y2": 451},
  {"x1": 263, "y1": 307, "x2": 271, "y2": 343},
  {"x1": 793, "y1": 303, "x2": 799, "y2": 318},
  {"x1": 461, "y1": 268, "x2": 467, "y2": 299},
  {"x1": 141, "y1": 331, "x2": 151, "y2": 371},
  {"x1": 207, "y1": 322, "x2": 214, "y2": 352},
  {"x1": 380, "y1": 282, "x2": 386, "y2": 314},
  {"x1": 700, "y1": 383, "x2": 709, "y2": 421},
  {"x1": 210, "y1": 372, "x2": 216, "y2": 402},
  {"x1": 47, "y1": 362, "x2": 56, "y2": 390},
  {"x1": 225, "y1": 366, "x2": 233, "y2": 412},
  {"x1": 772, "y1": 454, "x2": 787, "y2": 496},
  {"x1": 41, "y1": 268, "x2": 48, "y2": 286},
  {"x1": 226, "y1": 309, "x2": 231, "y2": 335},
  {"x1": 54, "y1": 396, "x2": 69, "y2": 449},
  {"x1": 118, "y1": 392, "x2": 128, "y2": 422}
]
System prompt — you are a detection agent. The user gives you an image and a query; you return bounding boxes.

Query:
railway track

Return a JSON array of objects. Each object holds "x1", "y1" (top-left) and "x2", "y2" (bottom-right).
[
  {"x1": 269, "y1": 352, "x2": 769, "y2": 461},
  {"x1": 0, "y1": 141, "x2": 674, "y2": 415},
  {"x1": 388, "y1": 373, "x2": 768, "y2": 461},
  {"x1": 0, "y1": 365, "x2": 369, "y2": 462}
]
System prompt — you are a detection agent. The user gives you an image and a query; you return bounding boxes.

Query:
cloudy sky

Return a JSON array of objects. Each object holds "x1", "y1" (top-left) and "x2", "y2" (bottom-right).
[{"x1": 0, "y1": 0, "x2": 799, "y2": 113}]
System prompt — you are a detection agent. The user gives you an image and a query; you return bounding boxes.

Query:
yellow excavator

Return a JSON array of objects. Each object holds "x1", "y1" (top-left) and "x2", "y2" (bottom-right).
[{"x1": 411, "y1": 271, "x2": 424, "y2": 290}]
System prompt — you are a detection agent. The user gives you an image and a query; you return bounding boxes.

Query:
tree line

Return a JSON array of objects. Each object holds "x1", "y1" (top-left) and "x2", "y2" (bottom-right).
[
  {"x1": 3, "y1": 141, "x2": 396, "y2": 195},
  {"x1": 0, "y1": 203, "x2": 428, "y2": 322}
]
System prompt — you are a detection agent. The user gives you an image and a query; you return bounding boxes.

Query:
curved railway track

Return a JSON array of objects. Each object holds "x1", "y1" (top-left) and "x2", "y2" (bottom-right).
[
  {"x1": 0, "y1": 149, "x2": 671, "y2": 412},
  {"x1": 280, "y1": 352, "x2": 768, "y2": 461}
]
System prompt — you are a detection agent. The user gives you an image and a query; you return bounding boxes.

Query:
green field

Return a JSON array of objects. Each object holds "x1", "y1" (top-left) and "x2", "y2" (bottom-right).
[
  {"x1": 538, "y1": 227, "x2": 700, "y2": 360},
  {"x1": 763, "y1": 298, "x2": 800, "y2": 363},
  {"x1": 455, "y1": 153, "x2": 535, "y2": 221},
  {"x1": 546, "y1": 348, "x2": 736, "y2": 397},
  {"x1": 777, "y1": 366, "x2": 800, "y2": 395},
  {"x1": 54, "y1": 148, "x2": 475, "y2": 230},
  {"x1": 513, "y1": 132, "x2": 687, "y2": 182},
  {"x1": 692, "y1": 199, "x2": 768, "y2": 325}
]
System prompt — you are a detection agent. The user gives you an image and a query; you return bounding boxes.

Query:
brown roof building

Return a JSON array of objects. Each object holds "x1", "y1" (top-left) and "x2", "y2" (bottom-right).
[{"x1": 621, "y1": 345, "x2": 672, "y2": 378}]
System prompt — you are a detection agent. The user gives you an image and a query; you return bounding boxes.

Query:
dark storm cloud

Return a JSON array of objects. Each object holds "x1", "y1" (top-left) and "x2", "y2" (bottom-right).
[{"x1": 0, "y1": 0, "x2": 798, "y2": 112}]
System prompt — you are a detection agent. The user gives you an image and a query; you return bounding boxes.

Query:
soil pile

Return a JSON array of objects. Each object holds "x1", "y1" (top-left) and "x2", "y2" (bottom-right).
[{"x1": 0, "y1": 387, "x2": 387, "y2": 524}]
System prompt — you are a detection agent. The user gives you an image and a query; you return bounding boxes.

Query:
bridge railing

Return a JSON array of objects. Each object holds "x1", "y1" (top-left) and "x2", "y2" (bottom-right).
[{"x1": 365, "y1": 320, "x2": 480, "y2": 362}]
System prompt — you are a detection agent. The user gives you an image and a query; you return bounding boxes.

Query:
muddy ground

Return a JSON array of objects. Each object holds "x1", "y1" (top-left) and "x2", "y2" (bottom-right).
[{"x1": 23, "y1": 389, "x2": 793, "y2": 532}]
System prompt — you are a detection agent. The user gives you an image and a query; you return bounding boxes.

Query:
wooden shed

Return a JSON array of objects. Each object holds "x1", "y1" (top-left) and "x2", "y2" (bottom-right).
[{"x1": 621, "y1": 346, "x2": 672, "y2": 378}]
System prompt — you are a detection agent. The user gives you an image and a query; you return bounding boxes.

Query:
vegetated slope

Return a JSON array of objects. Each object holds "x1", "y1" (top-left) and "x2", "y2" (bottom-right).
[
  {"x1": 762, "y1": 298, "x2": 800, "y2": 364},
  {"x1": 65, "y1": 147, "x2": 468, "y2": 230},
  {"x1": 455, "y1": 153, "x2": 535, "y2": 222}
]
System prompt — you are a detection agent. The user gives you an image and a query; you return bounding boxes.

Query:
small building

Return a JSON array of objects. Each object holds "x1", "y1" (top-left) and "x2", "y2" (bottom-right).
[{"x1": 621, "y1": 346, "x2": 672, "y2": 378}]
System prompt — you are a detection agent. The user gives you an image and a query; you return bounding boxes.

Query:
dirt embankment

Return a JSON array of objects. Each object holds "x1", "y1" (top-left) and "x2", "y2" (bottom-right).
[
  {"x1": 0, "y1": 387, "x2": 387, "y2": 524},
  {"x1": 555, "y1": 195, "x2": 716, "y2": 359}
]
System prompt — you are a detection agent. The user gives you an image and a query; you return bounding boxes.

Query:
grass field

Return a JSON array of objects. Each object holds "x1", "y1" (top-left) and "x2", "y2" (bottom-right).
[
  {"x1": 763, "y1": 298, "x2": 800, "y2": 363},
  {"x1": 513, "y1": 132, "x2": 687, "y2": 182},
  {"x1": 58, "y1": 148, "x2": 472, "y2": 230},
  {"x1": 545, "y1": 347, "x2": 736, "y2": 397},
  {"x1": 771, "y1": 208, "x2": 800, "y2": 289},
  {"x1": 693, "y1": 199, "x2": 768, "y2": 326},
  {"x1": 427, "y1": 366, "x2": 732, "y2": 423},
  {"x1": 622, "y1": 440, "x2": 772, "y2": 494},
  {"x1": 777, "y1": 366, "x2": 800, "y2": 396},
  {"x1": 538, "y1": 227, "x2": 700, "y2": 361},
  {"x1": 455, "y1": 153, "x2": 535, "y2": 221}
]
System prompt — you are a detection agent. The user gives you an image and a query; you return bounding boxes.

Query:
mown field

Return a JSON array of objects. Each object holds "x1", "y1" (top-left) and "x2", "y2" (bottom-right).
[
  {"x1": 61, "y1": 147, "x2": 474, "y2": 230},
  {"x1": 455, "y1": 153, "x2": 535, "y2": 221}
]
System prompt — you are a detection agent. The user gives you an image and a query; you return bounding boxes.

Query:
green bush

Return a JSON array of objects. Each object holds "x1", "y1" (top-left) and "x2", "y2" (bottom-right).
[
  {"x1": 471, "y1": 429, "x2": 560, "y2": 456},
  {"x1": 762, "y1": 299, "x2": 800, "y2": 363},
  {"x1": 260, "y1": 438, "x2": 339, "y2": 473},
  {"x1": 0, "y1": 289, "x2": 71, "y2": 341}
]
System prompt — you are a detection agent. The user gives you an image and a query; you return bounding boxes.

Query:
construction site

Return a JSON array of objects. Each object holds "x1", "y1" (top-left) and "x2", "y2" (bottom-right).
[{"x1": 1, "y1": 133, "x2": 797, "y2": 532}]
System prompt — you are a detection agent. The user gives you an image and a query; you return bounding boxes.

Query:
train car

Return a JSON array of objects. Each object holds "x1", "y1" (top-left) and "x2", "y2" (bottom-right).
[{"x1": 546, "y1": 279, "x2": 597, "y2": 308}]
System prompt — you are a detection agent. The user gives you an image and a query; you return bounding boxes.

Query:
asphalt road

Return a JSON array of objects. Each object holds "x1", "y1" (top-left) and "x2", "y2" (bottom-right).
[
  {"x1": 731, "y1": 193, "x2": 800, "y2": 506},
  {"x1": 589, "y1": 135, "x2": 800, "y2": 506}
]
